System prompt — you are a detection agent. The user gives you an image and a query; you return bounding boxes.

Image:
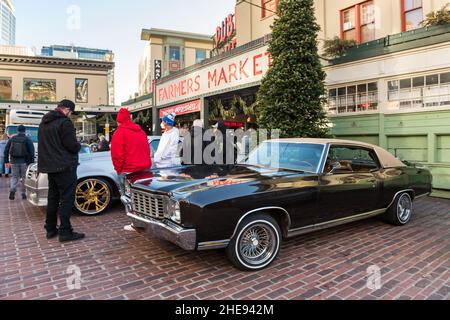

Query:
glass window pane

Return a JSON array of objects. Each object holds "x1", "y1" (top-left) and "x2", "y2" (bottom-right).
[
  {"x1": 343, "y1": 29, "x2": 356, "y2": 41},
  {"x1": 361, "y1": 23, "x2": 376, "y2": 43},
  {"x1": 388, "y1": 80, "x2": 399, "y2": 91},
  {"x1": 343, "y1": 8, "x2": 355, "y2": 31},
  {"x1": 329, "y1": 89, "x2": 337, "y2": 97},
  {"x1": 169, "y1": 46, "x2": 181, "y2": 61},
  {"x1": 347, "y1": 86, "x2": 356, "y2": 94},
  {"x1": 358, "y1": 84, "x2": 367, "y2": 93},
  {"x1": 413, "y1": 76, "x2": 424, "y2": 87},
  {"x1": 361, "y1": 2, "x2": 375, "y2": 24},
  {"x1": 23, "y1": 79, "x2": 56, "y2": 102},
  {"x1": 0, "y1": 78, "x2": 12, "y2": 100},
  {"x1": 368, "y1": 82, "x2": 378, "y2": 91},
  {"x1": 195, "y1": 49, "x2": 206, "y2": 64},
  {"x1": 405, "y1": 9, "x2": 423, "y2": 31},
  {"x1": 338, "y1": 87, "x2": 346, "y2": 96},
  {"x1": 440, "y1": 72, "x2": 450, "y2": 84},
  {"x1": 404, "y1": 0, "x2": 422, "y2": 11},
  {"x1": 75, "y1": 79, "x2": 88, "y2": 103},
  {"x1": 426, "y1": 74, "x2": 439, "y2": 86},
  {"x1": 400, "y1": 79, "x2": 412, "y2": 89}
]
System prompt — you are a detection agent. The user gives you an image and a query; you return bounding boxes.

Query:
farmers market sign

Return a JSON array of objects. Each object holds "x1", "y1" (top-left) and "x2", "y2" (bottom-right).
[{"x1": 156, "y1": 45, "x2": 271, "y2": 106}]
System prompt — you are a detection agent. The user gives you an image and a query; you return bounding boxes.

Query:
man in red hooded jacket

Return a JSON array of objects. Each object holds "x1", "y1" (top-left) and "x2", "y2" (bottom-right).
[{"x1": 111, "y1": 108, "x2": 152, "y2": 195}]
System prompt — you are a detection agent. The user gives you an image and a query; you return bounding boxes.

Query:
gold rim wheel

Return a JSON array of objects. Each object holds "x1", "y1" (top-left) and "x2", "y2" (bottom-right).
[{"x1": 75, "y1": 179, "x2": 111, "y2": 215}]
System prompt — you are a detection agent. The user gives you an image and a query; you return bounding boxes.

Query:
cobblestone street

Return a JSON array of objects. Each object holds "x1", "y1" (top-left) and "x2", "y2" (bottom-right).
[{"x1": 0, "y1": 178, "x2": 448, "y2": 300}]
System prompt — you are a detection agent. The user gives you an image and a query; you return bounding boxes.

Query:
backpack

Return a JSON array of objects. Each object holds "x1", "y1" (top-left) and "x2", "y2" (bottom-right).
[{"x1": 10, "y1": 136, "x2": 28, "y2": 158}]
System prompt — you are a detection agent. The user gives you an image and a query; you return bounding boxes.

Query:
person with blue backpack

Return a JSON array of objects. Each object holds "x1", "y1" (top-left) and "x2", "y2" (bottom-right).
[{"x1": 4, "y1": 125, "x2": 35, "y2": 200}]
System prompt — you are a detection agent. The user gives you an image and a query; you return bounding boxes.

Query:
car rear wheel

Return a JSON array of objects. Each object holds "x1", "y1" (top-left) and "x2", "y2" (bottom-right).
[
  {"x1": 383, "y1": 192, "x2": 413, "y2": 226},
  {"x1": 226, "y1": 214, "x2": 281, "y2": 271},
  {"x1": 75, "y1": 178, "x2": 112, "y2": 216}
]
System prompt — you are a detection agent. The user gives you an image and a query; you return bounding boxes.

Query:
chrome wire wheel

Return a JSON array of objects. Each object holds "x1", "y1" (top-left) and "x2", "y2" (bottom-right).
[
  {"x1": 238, "y1": 223, "x2": 277, "y2": 267},
  {"x1": 397, "y1": 193, "x2": 412, "y2": 223},
  {"x1": 75, "y1": 179, "x2": 111, "y2": 215}
]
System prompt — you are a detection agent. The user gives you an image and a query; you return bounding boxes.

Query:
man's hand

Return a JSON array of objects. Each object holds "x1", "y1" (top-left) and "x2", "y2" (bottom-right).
[{"x1": 5, "y1": 163, "x2": 12, "y2": 169}]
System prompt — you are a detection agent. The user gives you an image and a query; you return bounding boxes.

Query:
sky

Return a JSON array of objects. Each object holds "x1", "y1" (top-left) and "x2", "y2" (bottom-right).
[{"x1": 13, "y1": 0, "x2": 236, "y2": 104}]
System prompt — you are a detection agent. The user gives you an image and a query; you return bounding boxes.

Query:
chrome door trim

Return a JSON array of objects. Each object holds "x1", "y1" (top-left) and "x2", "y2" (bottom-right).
[
  {"x1": 287, "y1": 208, "x2": 386, "y2": 238},
  {"x1": 197, "y1": 240, "x2": 230, "y2": 250}
]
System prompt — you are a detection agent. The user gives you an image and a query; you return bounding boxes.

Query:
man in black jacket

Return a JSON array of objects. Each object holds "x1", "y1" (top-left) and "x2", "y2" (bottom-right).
[
  {"x1": 38, "y1": 100, "x2": 84, "y2": 242},
  {"x1": 4, "y1": 125, "x2": 35, "y2": 200}
]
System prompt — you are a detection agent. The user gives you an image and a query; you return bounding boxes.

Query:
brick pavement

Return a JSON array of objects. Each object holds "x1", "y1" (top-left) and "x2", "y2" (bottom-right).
[{"x1": 0, "y1": 177, "x2": 448, "y2": 300}]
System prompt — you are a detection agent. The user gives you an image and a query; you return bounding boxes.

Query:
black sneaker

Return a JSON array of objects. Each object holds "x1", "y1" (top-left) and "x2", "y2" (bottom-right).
[
  {"x1": 22, "y1": 194, "x2": 27, "y2": 200},
  {"x1": 46, "y1": 229, "x2": 59, "y2": 239},
  {"x1": 59, "y1": 232, "x2": 85, "y2": 243},
  {"x1": 9, "y1": 192, "x2": 15, "y2": 201}
]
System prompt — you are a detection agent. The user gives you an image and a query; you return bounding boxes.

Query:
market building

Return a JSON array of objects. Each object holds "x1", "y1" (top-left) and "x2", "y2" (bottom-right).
[
  {"x1": 41, "y1": 45, "x2": 116, "y2": 106},
  {"x1": 0, "y1": 52, "x2": 118, "y2": 141},
  {"x1": 124, "y1": 0, "x2": 450, "y2": 191}
]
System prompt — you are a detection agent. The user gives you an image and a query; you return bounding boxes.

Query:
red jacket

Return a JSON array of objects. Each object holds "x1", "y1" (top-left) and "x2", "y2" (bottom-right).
[{"x1": 111, "y1": 109, "x2": 152, "y2": 175}]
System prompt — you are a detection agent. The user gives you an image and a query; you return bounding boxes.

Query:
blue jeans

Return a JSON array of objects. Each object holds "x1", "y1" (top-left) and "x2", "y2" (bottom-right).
[
  {"x1": 118, "y1": 173, "x2": 129, "y2": 196},
  {"x1": 0, "y1": 157, "x2": 10, "y2": 175},
  {"x1": 10, "y1": 163, "x2": 27, "y2": 195}
]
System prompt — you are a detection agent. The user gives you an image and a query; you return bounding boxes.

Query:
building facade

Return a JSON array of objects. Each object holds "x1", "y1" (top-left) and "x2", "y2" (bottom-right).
[
  {"x1": 41, "y1": 45, "x2": 116, "y2": 105},
  {"x1": 138, "y1": 28, "x2": 213, "y2": 97},
  {"x1": 0, "y1": 54, "x2": 118, "y2": 136},
  {"x1": 127, "y1": 0, "x2": 450, "y2": 191},
  {"x1": 0, "y1": 0, "x2": 15, "y2": 45}
]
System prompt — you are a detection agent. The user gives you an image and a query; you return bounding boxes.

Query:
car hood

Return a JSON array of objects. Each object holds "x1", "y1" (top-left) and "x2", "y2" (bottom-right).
[
  {"x1": 79, "y1": 152, "x2": 111, "y2": 162},
  {"x1": 127, "y1": 165, "x2": 301, "y2": 196}
]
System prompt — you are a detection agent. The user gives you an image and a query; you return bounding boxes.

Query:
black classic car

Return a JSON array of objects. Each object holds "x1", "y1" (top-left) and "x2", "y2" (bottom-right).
[{"x1": 121, "y1": 139, "x2": 432, "y2": 271}]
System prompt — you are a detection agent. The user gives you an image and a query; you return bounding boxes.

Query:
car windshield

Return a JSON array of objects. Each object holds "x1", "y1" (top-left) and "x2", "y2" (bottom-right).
[
  {"x1": 246, "y1": 142, "x2": 325, "y2": 173},
  {"x1": 6, "y1": 126, "x2": 39, "y2": 143}
]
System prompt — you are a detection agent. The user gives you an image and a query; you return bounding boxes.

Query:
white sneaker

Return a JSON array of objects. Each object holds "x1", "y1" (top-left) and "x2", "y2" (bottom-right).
[{"x1": 123, "y1": 225, "x2": 136, "y2": 232}]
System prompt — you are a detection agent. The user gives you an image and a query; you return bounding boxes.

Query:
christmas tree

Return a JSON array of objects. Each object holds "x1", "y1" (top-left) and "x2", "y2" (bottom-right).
[{"x1": 257, "y1": 0, "x2": 330, "y2": 138}]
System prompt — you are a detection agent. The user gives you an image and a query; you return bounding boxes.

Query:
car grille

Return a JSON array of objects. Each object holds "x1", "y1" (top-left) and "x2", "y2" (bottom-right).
[
  {"x1": 131, "y1": 189, "x2": 169, "y2": 220},
  {"x1": 26, "y1": 166, "x2": 36, "y2": 180}
]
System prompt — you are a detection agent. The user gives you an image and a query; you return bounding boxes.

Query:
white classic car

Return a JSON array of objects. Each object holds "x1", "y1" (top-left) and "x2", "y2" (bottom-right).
[{"x1": 25, "y1": 136, "x2": 167, "y2": 216}]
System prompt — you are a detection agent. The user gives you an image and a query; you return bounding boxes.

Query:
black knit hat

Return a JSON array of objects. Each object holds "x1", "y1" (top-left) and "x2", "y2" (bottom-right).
[{"x1": 58, "y1": 99, "x2": 77, "y2": 115}]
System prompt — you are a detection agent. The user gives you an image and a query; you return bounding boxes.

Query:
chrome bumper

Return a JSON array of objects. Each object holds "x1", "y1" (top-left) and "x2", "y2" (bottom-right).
[
  {"x1": 25, "y1": 184, "x2": 48, "y2": 207},
  {"x1": 121, "y1": 196, "x2": 197, "y2": 251}
]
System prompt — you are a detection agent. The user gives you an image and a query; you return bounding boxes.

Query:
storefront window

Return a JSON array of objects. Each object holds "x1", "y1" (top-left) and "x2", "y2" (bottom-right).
[
  {"x1": 196, "y1": 49, "x2": 207, "y2": 64},
  {"x1": 388, "y1": 71, "x2": 450, "y2": 109},
  {"x1": 23, "y1": 79, "x2": 56, "y2": 102},
  {"x1": 0, "y1": 78, "x2": 12, "y2": 100},
  {"x1": 328, "y1": 82, "x2": 378, "y2": 114},
  {"x1": 341, "y1": 1, "x2": 376, "y2": 43},
  {"x1": 402, "y1": 0, "x2": 423, "y2": 31},
  {"x1": 75, "y1": 79, "x2": 88, "y2": 103}
]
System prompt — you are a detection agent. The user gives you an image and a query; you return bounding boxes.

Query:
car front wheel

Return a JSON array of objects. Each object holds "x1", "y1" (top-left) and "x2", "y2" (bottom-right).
[
  {"x1": 383, "y1": 192, "x2": 413, "y2": 226},
  {"x1": 75, "y1": 178, "x2": 112, "y2": 216},
  {"x1": 226, "y1": 214, "x2": 281, "y2": 271}
]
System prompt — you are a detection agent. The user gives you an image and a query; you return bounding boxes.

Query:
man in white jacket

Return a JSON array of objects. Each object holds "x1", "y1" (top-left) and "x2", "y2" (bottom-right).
[{"x1": 154, "y1": 112, "x2": 181, "y2": 168}]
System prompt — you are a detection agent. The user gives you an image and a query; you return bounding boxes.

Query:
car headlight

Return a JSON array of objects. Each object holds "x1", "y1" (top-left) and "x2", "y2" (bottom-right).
[
  {"x1": 124, "y1": 179, "x2": 131, "y2": 197},
  {"x1": 168, "y1": 199, "x2": 181, "y2": 224}
]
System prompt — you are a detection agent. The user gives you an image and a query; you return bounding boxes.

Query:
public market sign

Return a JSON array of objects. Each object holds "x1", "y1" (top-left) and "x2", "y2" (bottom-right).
[
  {"x1": 159, "y1": 99, "x2": 202, "y2": 118},
  {"x1": 156, "y1": 45, "x2": 271, "y2": 106}
]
